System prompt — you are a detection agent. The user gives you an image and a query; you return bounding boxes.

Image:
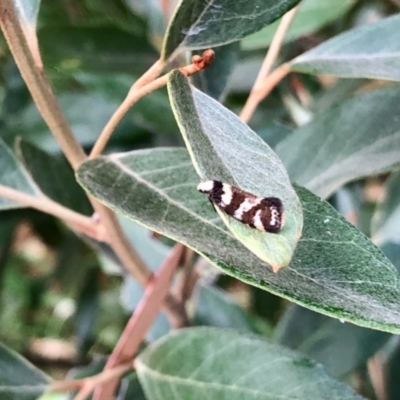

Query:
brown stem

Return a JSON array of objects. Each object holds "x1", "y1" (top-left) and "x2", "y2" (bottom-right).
[
  {"x1": 0, "y1": 0, "x2": 86, "y2": 170},
  {"x1": 0, "y1": 185, "x2": 106, "y2": 240},
  {"x1": 0, "y1": 0, "x2": 153, "y2": 287},
  {"x1": 240, "y1": 63, "x2": 291, "y2": 124},
  {"x1": 240, "y1": 6, "x2": 299, "y2": 123},
  {"x1": 89, "y1": 49, "x2": 215, "y2": 158},
  {"x1": 93, "y1": 244, "x2": 186, "y2": 400}
]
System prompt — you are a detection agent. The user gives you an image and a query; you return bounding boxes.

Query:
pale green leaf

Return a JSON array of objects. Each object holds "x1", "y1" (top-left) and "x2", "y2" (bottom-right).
[
  {"x1": 242, "y1": 0, "x2": 355, "y2": 50},
  {"x1": 371, "y1": 170, "x2": 400, "y2": 245},
  {"x1": 290, "y1": 14, "x2": 400, "y2": 81},
  {"x1": 136, "y1": 328, "x2": 365, "y2": 400},
  {"x1": 276, "y1": 85, "x2": 400, "y2": 199},
  {"x1": 168, "y1": 71, "x2": 303, "y2": 270},
  {"x1": 12, "y1": 0, "x2": 41, "y2": 31},
  {"x1": 77, "y1": 147, "x2": 400, "y2": 333},
  {"x1": 0, "y1": 341, "x2": 50, "y2": 400},
  {"x1": 0, "y1": 138, "x2": 39, "y2": 210},
  {"x1": 162, "y1": 0, "x2": 301, "y2": 60}
]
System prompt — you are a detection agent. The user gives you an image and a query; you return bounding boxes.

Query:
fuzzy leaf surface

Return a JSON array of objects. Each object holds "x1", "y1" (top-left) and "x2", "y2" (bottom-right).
[
  {"x1": 276, "y1": 86, "x2": 400, "y2": 199},
  {"x1": 77, "y1": 148, "x2": 400, "y2": 333},
  {"x1": 162, "y1": 0, "x2": 301, "y2": 59},
  {"x1": 168, "y1": 71, "x2": 303, "y2": 270},
  {"x1": 290, "y1": 14, "x2": 400, "y2": 81},
  {"x1": 136, "y1": 328, "x2": 365, "y2": 400}
]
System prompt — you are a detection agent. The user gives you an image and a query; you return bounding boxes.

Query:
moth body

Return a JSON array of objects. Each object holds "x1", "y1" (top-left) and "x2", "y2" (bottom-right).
[{"x1": 197, "y1": 180, "x2": 284, "y2": 233}]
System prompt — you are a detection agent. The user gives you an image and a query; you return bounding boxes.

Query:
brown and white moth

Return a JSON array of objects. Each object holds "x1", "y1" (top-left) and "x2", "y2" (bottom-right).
[{"x1": 197, "y1": 180, "x2": 284, "y2": 233}]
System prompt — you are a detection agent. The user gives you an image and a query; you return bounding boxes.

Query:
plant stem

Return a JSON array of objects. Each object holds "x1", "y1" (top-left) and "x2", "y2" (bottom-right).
[
  {"x1": 0, "y1": 185, "x2": 104, "y2": 239},
  {"x1": 240, "y1": 6, "x2": 299, "y2": 123},
  {"x1": 0, "y1": 0, "x2": 86, "y2": 170},
  {"x1": 241, "y1": 63, "x2": 291, "y2": 124},
  {"x1": 0, "y1": 0, "x2": 153, "y2": 286},
  {"x1": 90, "y1": 49, "x2": 215, "y2": 158}
]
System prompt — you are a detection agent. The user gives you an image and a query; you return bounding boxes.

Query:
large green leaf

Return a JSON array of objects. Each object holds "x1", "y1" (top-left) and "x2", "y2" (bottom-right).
[
  {"x1": 276, "y1": 86, "x2": 400, "y2": 199},
  {"x1": 0, "y1": 341, "x2": 50, "y2": 400},
  {"x1": 168, "y1": 71, "x2": 303, "y2": 270},
  {"x1": 242, "y1": 0, "x2": 355, "y2": 50},
  {"x1": 0, "y1": 138, "x2": 39, "y2": 210},
  {"x1": 275, "y1": 305, "x2": 389, "y2": 378},
  {"x1": 162, "y1": 0, "x2": 301, "y2": 60},
  {"x1": 77, "y1": 147, "x2": 400, "y2": 333},
  {"x1": 136, "y1": 328, "x2": 365, "y2": 400},
  {"x1": 371, "y1": 170, "x2": 400, "y2": 245},
  {"x1": 290, "y1": 14, "x2": 400, "y2": 81}
]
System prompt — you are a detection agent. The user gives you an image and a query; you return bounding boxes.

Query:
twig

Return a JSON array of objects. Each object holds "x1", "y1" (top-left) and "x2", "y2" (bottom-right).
[
  {"x1": 89, "y1": 49, "x2": 215, "y2": 158},
  {"x1": 0, "y1": 0, "x2": 86, "y2": 170},
  {"x1": 240, "y1": 6, "x2": 299, "y2": 123},
  {"x1": 241, "y1": 63, "x2": 291, "y2": 124},
  {"x1": 130, "y1": 59, "x2": 164, "y2": 91},
  {"x1": 95, "y1": 204, "x2": 152, "y2": 286},
  {"x1": 0, "y1": 0, "x2": 153, "y2": 287},
  {"x1": 0, "y1": 185, "x2": 105, "y2": 240},
  {"x1": 92, "y1": 244, "x2": 186, "y2": 400},
  {"x1": 368, "y1": 355, "x2": 388, "y2": 400},
  {"x1": 47, "y1": 362, "x2": 132, "y2": 400},
  {"x1": 174, "y1": 247, "x2": 195, "y2": 303}
]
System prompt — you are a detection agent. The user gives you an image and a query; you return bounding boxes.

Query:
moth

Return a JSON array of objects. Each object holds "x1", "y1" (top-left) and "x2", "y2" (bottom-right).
[{"x1": 197, "y1": 180, "x2": 284, "y2": 233}]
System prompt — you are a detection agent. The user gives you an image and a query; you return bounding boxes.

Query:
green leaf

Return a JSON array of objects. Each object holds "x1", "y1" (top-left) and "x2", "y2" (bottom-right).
[
  {"x1": 371, "y1": 170, "x2": 400, "y2": 245},
  {"x1": 136, "y1": 327, "x2": 365, "y2": 400},
  {"x1": 242, "y1": 0, "x2": 355, "y2": 50},
  {"x1": 0, "y1": 138, "x2": 39, "y2": 210},
  {"x1": 17, "y1": 139, "x2": 92, "y2": 215},
  {"x1": 0, "y1": 341, "x2": 50, "y2": 400},
  {"x1": 39, "y1": 27, "x2": 157, "y2": 75},
  {"x1": 194, "y1": 285, "x2": 255, "y2": 331},
  {"x1": 276, "y1": 86, "x2": 400, "y2": 199},
  {"x1": 162, "y1": 0, "x2": 302, "y2": 60},
  {"x1": 168, "y1": 71, "x2": 303, "y2": 270},
  {"x1": 290, "y1": 14, "x2": 400, "y2": 81},
  {"x1": 191, "y1": 42, "x2": 240, "y2": 101},
  {"x1": 77, "y1": 147, "x2": 400, "y2": 333},
  {"x1": 275, "y1": 305, "x2": 389, "y2": 378}
]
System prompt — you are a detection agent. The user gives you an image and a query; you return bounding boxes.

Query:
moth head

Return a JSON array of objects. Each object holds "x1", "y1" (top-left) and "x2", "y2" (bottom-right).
[{"x1": 197, "y1": 180, "x2": 215, "y2": 194}]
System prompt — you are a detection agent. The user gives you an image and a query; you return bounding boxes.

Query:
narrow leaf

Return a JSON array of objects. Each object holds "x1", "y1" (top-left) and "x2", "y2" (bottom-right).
[
  {"x1": 242, "y1": 0, "x2": 355, "y2": 50},
  {"x1": 276, "y1": 86, "x2": 400, "y2": 199},
  {"x1": 0, "y1": 341, "x2": 50, "y2": 400},
  {"x1": 290, "y1": 14, "x2": 400, "y2": 81},
  {"x1": 77, "y1": 148, "x2": 400, "y2": 333},
  {"x1": 371, "y1": 170, "x2": 400, "y2": 245},
  {"x1": 162, "y1": 0, "x2": 301, "y2": 60},
  {"x1": 136, "y1": 328, "x2": 365, "y2": 400},
  {"x1": 0, "y1": 137, "x2": 39, "y2": 210},
  {"x1": 168, "y1": 71, "x2": 303, "y2": 270}
]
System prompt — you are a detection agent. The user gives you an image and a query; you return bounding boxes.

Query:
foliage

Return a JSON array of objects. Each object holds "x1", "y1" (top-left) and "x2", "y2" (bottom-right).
[{"x1": 1, "y1": 0, "x2": 400, "y2": 399}]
